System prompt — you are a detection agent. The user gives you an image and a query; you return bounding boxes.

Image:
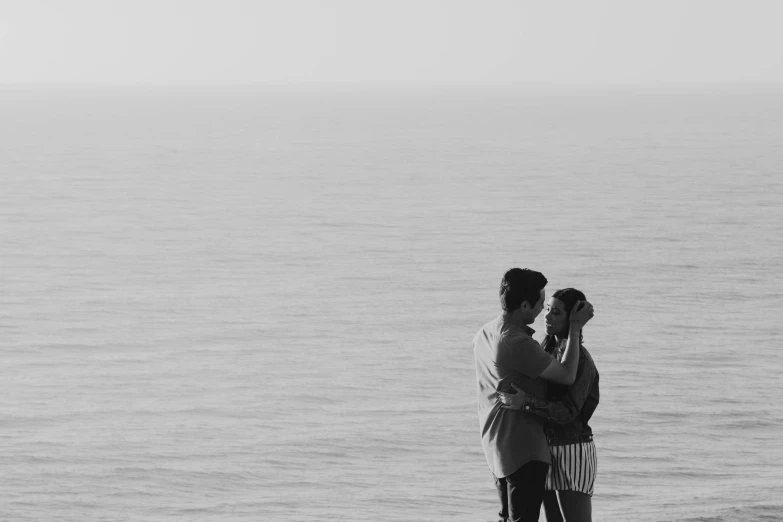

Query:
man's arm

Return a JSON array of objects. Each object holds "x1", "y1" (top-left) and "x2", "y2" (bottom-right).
[{"x1": 500, "y1": 357, "x2": 597, "y2": 424}]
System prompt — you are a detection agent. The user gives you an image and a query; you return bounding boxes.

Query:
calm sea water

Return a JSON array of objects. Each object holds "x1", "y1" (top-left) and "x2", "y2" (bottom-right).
[{"x1": 1, "y1": 86, "x2": 782, "y2": 521}]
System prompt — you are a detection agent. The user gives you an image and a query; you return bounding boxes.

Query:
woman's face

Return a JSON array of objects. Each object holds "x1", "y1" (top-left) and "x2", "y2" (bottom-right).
[{"x1": 544, "y1": 297, "x2": 569, "y2": 336}]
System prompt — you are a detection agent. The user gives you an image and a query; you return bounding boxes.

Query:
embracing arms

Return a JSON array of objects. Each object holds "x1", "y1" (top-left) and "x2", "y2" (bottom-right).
[{"x1": 498, "y1": 356, "x2": 597, "y2": 424}]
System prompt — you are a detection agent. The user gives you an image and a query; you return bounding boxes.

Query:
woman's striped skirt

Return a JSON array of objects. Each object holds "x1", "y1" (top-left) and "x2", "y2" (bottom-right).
[{"x1": 545, "y1": 441, "x2": 597, "y2": 496}]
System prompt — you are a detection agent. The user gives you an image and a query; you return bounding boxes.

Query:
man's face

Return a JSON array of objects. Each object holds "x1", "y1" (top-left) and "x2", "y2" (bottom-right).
[{"x1": 524, "y1": 289, "x2": 546, "y2": 324}]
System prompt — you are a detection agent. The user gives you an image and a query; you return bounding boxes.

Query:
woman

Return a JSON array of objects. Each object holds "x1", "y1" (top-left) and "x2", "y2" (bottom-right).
[{"x1": 498, "y1": 288, "x2": 600, "y2": 522}]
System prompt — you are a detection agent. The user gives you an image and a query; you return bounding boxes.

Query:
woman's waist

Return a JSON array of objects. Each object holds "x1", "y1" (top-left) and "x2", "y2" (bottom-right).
[{"x1": 543, "y1": 424, "x2": 594, "y2": 445}]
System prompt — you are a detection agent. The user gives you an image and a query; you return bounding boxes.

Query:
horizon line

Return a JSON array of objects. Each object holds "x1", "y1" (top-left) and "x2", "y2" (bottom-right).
[{"x1": 1, "y1": 79, "x2": 782, "y2": 91}]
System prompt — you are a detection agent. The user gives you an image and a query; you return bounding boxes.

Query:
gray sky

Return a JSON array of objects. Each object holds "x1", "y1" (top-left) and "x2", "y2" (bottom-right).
[{"x1": 2, "y1": 0, "x2": 782, "y2": 86}]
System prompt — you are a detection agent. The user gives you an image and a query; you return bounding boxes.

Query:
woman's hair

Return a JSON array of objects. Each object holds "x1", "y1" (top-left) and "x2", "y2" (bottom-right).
[
  {"x1": 541, "y1": 287, "x2": 586, "y2": 354},
  {"x1": 552, "y1": 288, "x2": 587, "y2": 319}
]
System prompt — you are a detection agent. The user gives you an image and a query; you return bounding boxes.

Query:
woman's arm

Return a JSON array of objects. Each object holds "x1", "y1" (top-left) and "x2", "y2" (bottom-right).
[{"x1": 537, "y1": 301, "x2": 593, "y2": 385}]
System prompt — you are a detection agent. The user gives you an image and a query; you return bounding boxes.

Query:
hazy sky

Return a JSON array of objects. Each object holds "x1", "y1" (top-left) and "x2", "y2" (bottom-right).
[{"x1": 2, "y1": 0, "x2": 782, "y2": 86}]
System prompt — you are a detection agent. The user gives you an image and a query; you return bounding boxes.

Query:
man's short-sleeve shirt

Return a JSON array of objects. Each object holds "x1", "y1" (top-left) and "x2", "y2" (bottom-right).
[{"x1": 473, "y1": 315, "x2": 555, "y2": 477}]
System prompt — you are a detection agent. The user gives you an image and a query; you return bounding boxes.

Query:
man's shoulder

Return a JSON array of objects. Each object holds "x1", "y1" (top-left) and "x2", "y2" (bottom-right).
[
  {"x1": 504, "y1": 325, "x2": 539, "y2": 347},
  {"x1": 492, "y1": 330, "x2": 540, "y2": 364},
  {"x1": 475, "y1": 316, "x2": 503, "y2": 337},
  {"x1": 474, "y1": 317, "x2": 540, "y2": 352}
]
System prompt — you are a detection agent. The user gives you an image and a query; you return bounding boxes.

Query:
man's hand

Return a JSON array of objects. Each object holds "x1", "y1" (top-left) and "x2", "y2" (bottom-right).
[
  {"x1": 497, "y1": 383, "x2": 528, "y2": 410},
  {"x1": 569, "y1": 300, "x2": 594, "y2": 327}
]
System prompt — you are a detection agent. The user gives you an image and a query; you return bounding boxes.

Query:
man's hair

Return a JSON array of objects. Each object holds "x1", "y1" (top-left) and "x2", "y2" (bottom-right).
[{"x1": 499, "y1": 268, "x2": 547, "y2": 312}]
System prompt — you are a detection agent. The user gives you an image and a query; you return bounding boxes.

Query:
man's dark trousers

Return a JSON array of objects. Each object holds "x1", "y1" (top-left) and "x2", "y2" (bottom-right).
[{"x1": 493, "y1": 460, "x2": 549, "y2": 522}]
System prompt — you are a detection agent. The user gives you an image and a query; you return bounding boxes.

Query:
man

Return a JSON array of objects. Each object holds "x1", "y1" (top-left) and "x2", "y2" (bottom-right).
[{"x1": 474, "y1": 268, "x2": 593, "y2": 522}]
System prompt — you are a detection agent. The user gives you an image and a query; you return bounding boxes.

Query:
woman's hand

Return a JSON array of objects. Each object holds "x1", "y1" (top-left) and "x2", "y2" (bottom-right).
[
  {"x1": 569, "y1": 300, "x2": 594, "y2": 327},
  {"x1": 497, "y1": 383, "x2": 528, "y2": 410}
]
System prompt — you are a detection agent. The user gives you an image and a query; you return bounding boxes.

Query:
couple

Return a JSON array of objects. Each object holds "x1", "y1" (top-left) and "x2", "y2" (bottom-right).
[{"x1": 473, "y1": 268, "x2": 599, "y2": 522}]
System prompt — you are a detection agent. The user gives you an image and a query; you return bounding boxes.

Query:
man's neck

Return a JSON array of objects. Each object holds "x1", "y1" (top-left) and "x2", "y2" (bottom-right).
[{"x1": 502, "y1": 310, "x2": 530, "y2": 329}]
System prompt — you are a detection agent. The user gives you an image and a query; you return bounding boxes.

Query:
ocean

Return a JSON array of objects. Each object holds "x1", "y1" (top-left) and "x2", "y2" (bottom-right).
[{"x1": 1, "y1": 85, "x2": 781, "y2": 521}]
